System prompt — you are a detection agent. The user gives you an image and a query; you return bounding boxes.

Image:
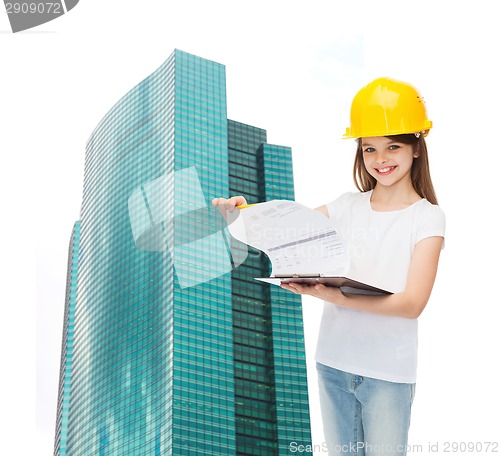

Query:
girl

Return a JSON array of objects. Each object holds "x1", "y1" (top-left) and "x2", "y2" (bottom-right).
[{"x1": 212, "y1": 77, "x2": 445, "y2": 455}]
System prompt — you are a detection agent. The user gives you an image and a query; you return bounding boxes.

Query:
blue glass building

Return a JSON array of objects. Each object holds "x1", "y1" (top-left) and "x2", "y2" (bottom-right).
[
  {"x1": 54, "y1": 49, "x2": 311, "y2": 455},
  {"x1": 54, "y1": 221, "x2": 80, "y2": 456}
]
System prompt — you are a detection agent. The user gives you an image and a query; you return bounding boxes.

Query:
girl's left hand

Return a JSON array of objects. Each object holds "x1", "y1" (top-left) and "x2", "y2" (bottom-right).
[{"x1": 280, "y1": 282, "x2": 344, "y2": 303}]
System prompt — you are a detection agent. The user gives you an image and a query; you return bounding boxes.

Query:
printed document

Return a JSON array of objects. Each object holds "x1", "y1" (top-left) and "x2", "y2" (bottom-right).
[
  {"x1": 227, "y1": 199, "x2": 349, "y2": 275},
  {"x1": 226, "y1": 200, "x2": 391, "y2": 296}
]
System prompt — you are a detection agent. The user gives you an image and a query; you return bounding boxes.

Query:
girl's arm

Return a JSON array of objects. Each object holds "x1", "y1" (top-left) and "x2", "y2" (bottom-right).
[
  {"x1": 281, "y1": 236, "x2": 444, "y2": 319},
  {"x1": 213, "y1": 197, "x2": 329, "y2": 217}
]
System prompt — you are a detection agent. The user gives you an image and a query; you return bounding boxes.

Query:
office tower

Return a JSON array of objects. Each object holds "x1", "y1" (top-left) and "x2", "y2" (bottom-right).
[
  {"x1": 54, "y1": 221, "x2": 80, "y2": 456},
  {"x1": 54, "y1": 49, "x2": 311, "y2": 455}
]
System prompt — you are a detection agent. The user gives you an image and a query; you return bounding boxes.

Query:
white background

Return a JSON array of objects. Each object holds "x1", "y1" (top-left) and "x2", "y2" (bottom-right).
[{"x1": 2, "y1": 1, "x2": 499, "y2": 454}]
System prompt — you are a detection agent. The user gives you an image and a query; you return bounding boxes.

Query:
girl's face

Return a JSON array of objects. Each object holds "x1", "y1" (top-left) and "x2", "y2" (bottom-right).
[{"x1": 361, "y1": 136, "x2": 418, "y2": 190}]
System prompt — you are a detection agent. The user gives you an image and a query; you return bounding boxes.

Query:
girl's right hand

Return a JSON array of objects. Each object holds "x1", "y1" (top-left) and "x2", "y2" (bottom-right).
[{"x1": 211, "y1": 196, "x2": 248, "y2": 213}]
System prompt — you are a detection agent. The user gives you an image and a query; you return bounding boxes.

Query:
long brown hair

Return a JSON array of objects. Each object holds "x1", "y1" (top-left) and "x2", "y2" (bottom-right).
[{"x1": 352, "y1": 134, "x2": 438, "y2": 205}]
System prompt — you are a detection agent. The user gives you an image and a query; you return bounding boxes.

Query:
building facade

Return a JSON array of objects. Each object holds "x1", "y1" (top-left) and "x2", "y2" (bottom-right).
[
  {"x1": 54, "y1": 221, "x2": 80, "y2": 456},
  {"x1": 54, "y1": 49, "x2": 311, "y2": 455}
]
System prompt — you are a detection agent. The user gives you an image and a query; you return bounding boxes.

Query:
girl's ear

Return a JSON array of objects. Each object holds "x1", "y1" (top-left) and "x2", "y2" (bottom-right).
[{"x1": 413, "y1": 142, "x2": 421, "y2": 159}]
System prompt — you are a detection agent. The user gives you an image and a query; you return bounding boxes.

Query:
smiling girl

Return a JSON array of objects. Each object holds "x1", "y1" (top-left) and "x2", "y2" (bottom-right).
[
  {"x1": 213, "y1": 77, "x2": 445, "y2": 455},
  {"x1": 285, "y1": 78, "x2": 445, "y2": 455}
]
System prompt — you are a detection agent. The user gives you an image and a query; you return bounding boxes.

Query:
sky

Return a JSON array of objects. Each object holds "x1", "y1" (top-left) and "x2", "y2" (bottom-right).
[{"x1": 2, "y1": 0, "x2": 500, "y2": 454}]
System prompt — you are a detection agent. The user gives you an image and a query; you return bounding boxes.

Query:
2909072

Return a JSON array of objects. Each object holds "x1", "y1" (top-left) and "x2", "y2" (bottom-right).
[
  {"x1": 5, "y1": 2, "x2": 62, "y2": 14},
  {"x1": 443, "y1": 441, "x2": 498, "y2": 453}
]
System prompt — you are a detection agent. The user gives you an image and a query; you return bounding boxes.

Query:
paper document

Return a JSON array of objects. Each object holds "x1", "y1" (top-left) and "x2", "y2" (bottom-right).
[{"x1": 226, "y1": 200, "x2": 391, "y2": 296}]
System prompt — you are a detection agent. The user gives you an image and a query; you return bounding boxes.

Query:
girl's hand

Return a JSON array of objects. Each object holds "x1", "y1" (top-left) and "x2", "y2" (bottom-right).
[
  {"x1": 212, "y1": 196, "x2": 248, "y2": 220},
  {"x1": 280, "y1": 282, "x2": 344, "y2": 303},
  {"x1": 212, "y1": 195, "x2": 248, "y2": 211}
]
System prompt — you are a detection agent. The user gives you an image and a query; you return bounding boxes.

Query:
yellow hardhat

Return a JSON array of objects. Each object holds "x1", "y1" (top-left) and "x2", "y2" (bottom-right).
[{"x1": 344, "y1": 77, "x2": 432, "y2": 138}]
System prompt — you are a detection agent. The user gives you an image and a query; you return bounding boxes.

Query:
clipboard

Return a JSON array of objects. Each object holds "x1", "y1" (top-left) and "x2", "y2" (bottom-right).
[
  {"x1": 256, "y1": 274, "x2": 392, "y2": 296},
  {"x1": 225, "y1": 200, "x2": 393, "y2": 297}
]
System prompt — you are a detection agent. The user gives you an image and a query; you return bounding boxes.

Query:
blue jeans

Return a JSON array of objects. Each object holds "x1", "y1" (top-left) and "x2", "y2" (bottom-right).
[{"x1": 317, "y1": 363, "x2": 415, "y2": 456}]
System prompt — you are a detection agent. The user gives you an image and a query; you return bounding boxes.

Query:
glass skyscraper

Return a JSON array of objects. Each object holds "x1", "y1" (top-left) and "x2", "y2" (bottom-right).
[
  {"x1": 54, "y1": 49, "x2": 311, "y2": 455},
  {"x1": 54, "y1": 221, "x2": 80, "y2": 456}
]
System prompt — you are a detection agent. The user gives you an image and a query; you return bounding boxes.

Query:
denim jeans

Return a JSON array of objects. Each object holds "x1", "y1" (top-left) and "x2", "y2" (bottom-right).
[{"x1": 317, "y1": 363, "x2": 415, "y2": 456}]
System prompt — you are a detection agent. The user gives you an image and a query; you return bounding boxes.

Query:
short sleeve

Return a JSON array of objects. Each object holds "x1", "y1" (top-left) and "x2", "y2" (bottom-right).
[
  {"x1": 415, "y1": 202, "x2": 446, "y2": 248},
  {"x1": 326, "y1": 192, "x2": 356, "y2": 222}
]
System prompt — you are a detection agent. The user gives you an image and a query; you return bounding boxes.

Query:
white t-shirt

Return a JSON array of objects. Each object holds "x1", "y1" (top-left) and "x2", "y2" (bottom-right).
[{"x1": 315, "y1": 190, "x2": 445, "y2": 383}]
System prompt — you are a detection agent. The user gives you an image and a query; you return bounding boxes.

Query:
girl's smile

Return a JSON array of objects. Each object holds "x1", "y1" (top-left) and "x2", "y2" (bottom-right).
[{"x1": 374, "y1": 165, "x2": 397, "y2": 175}]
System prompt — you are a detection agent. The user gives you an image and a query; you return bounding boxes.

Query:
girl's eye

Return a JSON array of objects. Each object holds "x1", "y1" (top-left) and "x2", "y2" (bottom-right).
[
  {"x1": 363, "y1": 147, "x2": 375, "y2": 153},
  {"x1": 389, "y1": 145, "x2": 401, "y2": 151}
]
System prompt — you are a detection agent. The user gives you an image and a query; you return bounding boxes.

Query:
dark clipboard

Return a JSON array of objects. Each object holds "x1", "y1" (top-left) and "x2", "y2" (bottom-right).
[{"x1": 256, "y1": 274, "x2": 392, "y2": 296}]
